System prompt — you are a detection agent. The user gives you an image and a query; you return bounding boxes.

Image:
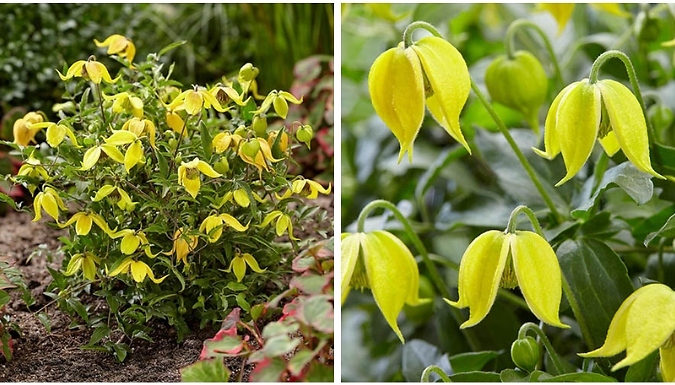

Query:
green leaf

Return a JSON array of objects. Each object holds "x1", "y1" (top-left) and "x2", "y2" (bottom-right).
[
  {"x1": 288, "y1": 348, "x2": 316, "y2": 376},
  {"x1": 644, "y1": 212, "x2": 675, "y2": 246},
  {"x1": 112, "y1": 342, "x2": 128, "y2": 362},
  {"x1": 180, "y1": 358, "x2": 231, "y2": 382},
  {"x1": 202, "y1": 335, "x2": 244, "y2": 357},
  {"x1": 158, "y1": 40, "x2": 187, "y2": 57},
  {"x1": 200, "y1": 121, "x2": 212, "y2": 160},
  {"x1": 226, "y1": 281, "x2": 248, "y2": 292},
  {"x1": 541, "y1": 372, "x2": 618, "y2": 382},
  {"x1": 66, "y1": 297, "x2": 89, "y2": 324},
  {"x1": 304, "y1": 361, "x2": 334, "y2": 382},
  {"x1": 250, "y1": 357, "x2": 286, "y2": 382},
  {"x1": 262, "y1": 334, "x2": 301, "y2": 357},
  {"x1": 263, "y1": 321, "x2": 299, "y2": 339},
  {"x1": 37, "y1": 312, "x2": 51, "y2": 333},
  {"x1": 296, "y1": 295, "x2": 333, "y2": 334},
  {"x1": 87, "y1": 324, "x2": 110, "y2": 346},
  {"x1": 0, "y1": 290, "x2": 9, "y2": 309},
  {"x1": 235, "y1": 293, "x2": 250, "y2": 312},
  {"x1": 449, "y1": 350, "x2": 501, "y2": 373},
  {"x1": 401, "y1": 339, "x2": 452, "y2": 382},
  {"x1": 241, "y1": 97, "x2": 258, "y2": 122},
  {"x1": 624, "y1": 349, "x2": 659, "y2": 382},
  {"x1": 557, "y1": 239, "x2": 634, "y2": 350},
  {"x1": 0, "y1": 192, "x2": 17, "y2": 210},
  {"x1": 572, "y1": 162, "x2": 654, "y2": 220},
  {"x1": 449, "y1": 370, "x2": 502, "y2": 382}
]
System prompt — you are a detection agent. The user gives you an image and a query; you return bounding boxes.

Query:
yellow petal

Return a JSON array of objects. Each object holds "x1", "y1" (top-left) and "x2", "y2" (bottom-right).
[
  {"x1": 94, "y1": 34, "x2": 123, "y2": 48},
  {"x1": 591, "y1": 3, "x2": 630, "y2": 17},
  {"x1": 261, "y1": 211, "x2": 283, "y2": 227},
  {"x1": 46, "y1": 123, "x2": 65, "y2": 147},
  {"x1": 412, "y1": 36, "x2": 471, "y2": 154},
  {"x1": 81, "y1": 146, "x2": 102, "y2": 171},
  {"x1": 598, "y1": 130, "x2": 620, "y2": 156},
  {"x1": 555, "y1": 80, "x2": 601, "y2": 186},
  {"x1": 57, "y1": 61, "x2": 86, "y2": 81},
  {"x1": 196, "y1": 160, "x2": 222, "y2": 178},
  {"x1": 32, "y1": 194, "x2": 43, "y2": 222},
  {"x1": 75, "y1": 214, "x2": 93, "y2": 236},
  {"x1": 273, "y1": 95, "x2": 289, "y2": 119},
  {"x1": 511, "y1": 231, "x2": 569, "y2": 328},
  {"x1": 121, "y1": 233, "x2": 141, "y2": 255},
  {"x1": 279, "y1": 91, "x2": 303, "y2": 104},
  {"x1": 64, "y1": 254, "x2": 84, "y2": 277},
  {"x1": 341, "y1": 233, "x2": 363, "y2": 305},
  {"x1": 368, "y1": 43, "x2": 425, "y2": 163},
  {"x1": 41, "y1": 192, "x2": 61, "y2": 222},
  {"x1": 101, "y1": 144, "x2": 125, "y2": 164},
  {"x1": 275, "y1": 214, "x2": 289, "y2": 236},
  {"x1": 106, "y1": 130, "x2": 138, "y2": 146},
  {"x1": 182, "y1": 173, "x2": 200, "y2": 199},
  {"x1": 167, "y1": 112, "x2": 185, "y2": 134},
  {"x1": 108, "y1": 258, "x2": 133, "y2": 277},
  {"x1": 124, "y1": 140, "x2": 143, "y2": 173},
  {"x1": 92, "y1": 184, "x2": 116, "y2": 201},
  {"x1": 660, "y1": 345, "x2": 675, "y2": 382},
  {"x1": 539, "y1": 3, "x2": 575, "y2": 35},
  {"x1": 200, "y1": 216, "x2": 223, "y2": 243},
  {"x1": 233, "y1": 189, "x2": 250, "y2": 207},
  {"x1": 242, "y1": 253, "x2": 265, "y2": 273},
  {"x1": 81, "y1": 254, "x2": 97, "y2": 281},
  {"x1": 219, "y1": 213, "x2": 248, "y2": 232},
  {"x1": 598, "y1": 79, "x2": 665, "y2": 179},
  {"x1": 232, "y1": 256, "x2": 247, "y2": 282},
  {"x1": 185, "y1": 91, "x2": 203, "y2": 115},
  {"x1": 129, "y1": 260, "x2": 148, "y2": 283},
  {"x1": 445, "y1": 230, "x2": 508, "y2": 329}
]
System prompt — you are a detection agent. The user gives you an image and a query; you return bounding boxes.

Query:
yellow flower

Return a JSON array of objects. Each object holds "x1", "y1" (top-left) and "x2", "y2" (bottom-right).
[
  {"x1": 32, "y1": 186, "x2": 66, "y2": 222},
  {"x1": 166, "y1": 110, "x2": 186, "y2": 135},
  {"x1": 267, "y1": 130, "x2": 289, "y2": 153},
  {"x1": 539, "y1": 4, "x2": 630, "y2": 35},
  {"x1": 59, "y1": 211, "x2": 116, "y2": 236},
  {"x1": 165, "y1": 228, "x2": 199, "y2": 265},
  {"x1": 17, "y1": 152, "x2": 50, "y2": 182},
  {"x1": 64, "y1": 252, "x2": 101, "y2": 281},
  {"x1": 122, "y1": 117, "x2": 156, "y2": 148},
  {"x1": 223, "y1": 252, "x2": 266, "y2": 282},
  {"x1": 213, "y1": 189, "x2": 265, "y2": 209},
  {"x1": 104, "y1": 130, "x2": 145, "y2": 173},
  {"x1": 27, "y1": 122, "x2": 80, "y2": 148},
  {"x1": 254, "y1": 90, "x2": 303, "y2": 119},
  {"x1": 276, "y1": 177, "x2": 332, "y2": 201},
  {"x1": 579, "y1": 283, "x2": 675, "y2": 381},
  {"x1": 177, "y1": 158, "x2": 222, "y2": 198},
  {"x1": 237, "y1": 63, "x2": 260, "y2": 96},
  {"x1": 533, "y1": 78, "x2": 665, "y2": 186},
  {"x1": 94, "y1": 34, "x2": 136, "y2": 65},
  {"x1": 165, "y1": 87, "x2": 230, "y2": 116},
  {"x1": 237, "y1": 138, "x2": 283, "y2": 178},
  {"x1": 208, "y1": 84, "x2": 249, "y2": 107},
  {"x1": 57, "y1": 56, "x2": 120, "y2": 84},
  {"x1": 108, "y1": 257, "x2": 166, "y2": 284},
  {"x1": 12, "y1": 112, "x2": 44, "y2": 147},
  {"x1": 342, "y1": 230, "x2": 424, "y2": 343},
  {"x1": 80, "y1": 143, "x2": 125, "y2": 171},
  {"x1": 199, "y1": 214, "x2": 249, "y2": 243},
  {"x1": 103, "y1": 91, "x2": 144, "y2": 118},
  {"x1": 212, "y1": 132, "x2": 243, "y2": 154},
  {"x1": 92, "y1": 184, "x2": 137, "y2": 211},
  {"x1": 111, "y1": 229, "x2": 157, "y2": 257},
  {"x1": 369, "y1": 36, "x2": 471, "y2": 162},
  {"x1": 445, "y1": 230, "x2": 569, "y2": 329},
  {"x1": 260, "y1": 210, "x2": 298, "y2": 240}
]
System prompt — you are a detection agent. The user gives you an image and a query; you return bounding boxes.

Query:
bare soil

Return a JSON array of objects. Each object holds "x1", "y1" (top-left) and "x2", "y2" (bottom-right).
[{"x1": 0, "y1": 193, "x2": 333, "y2": 382}]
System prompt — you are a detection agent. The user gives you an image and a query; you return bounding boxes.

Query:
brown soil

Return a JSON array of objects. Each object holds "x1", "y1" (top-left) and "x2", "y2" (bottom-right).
[{"x1": 0, "y1": 193, "x2": 333, "y2": 382}]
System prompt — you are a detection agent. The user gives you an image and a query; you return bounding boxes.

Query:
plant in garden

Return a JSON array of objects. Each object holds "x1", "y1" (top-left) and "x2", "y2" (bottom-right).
[
  {"x1": 0, "y1": 256, "x2": 31, "y2": 362},
  {"x1": 180, "y1": 241, "x2": 334, "y2": 382},
  {"x1": 1, "y1": 33, "x2": 331, "y2": 362},
  {"x1": 342, "y1": 3, "x2": 675, "y2": 382}
]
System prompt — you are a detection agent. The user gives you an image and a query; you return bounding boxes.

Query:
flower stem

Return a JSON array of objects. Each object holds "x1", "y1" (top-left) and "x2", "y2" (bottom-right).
[
  {"x1": 471, "y1": 79, "x2": 564, "y2": 224},
  {"x1": 421, "y1": 365, "x2": 452, "y2": 382},
  {"x1": 403, "y1": 21, "x2": 444, "y2": 48},
  {"x1": 504, "y1": 19, "x2": 564, "y2": 88},
  {"x1": 94, "y1": 83, "x2": 107, "y2": 127},
  {"x1": 517, "y1": 322, "x2": 567, "y2": 374},
  {"x1": 505, "y1": 205, "x2": 544, "y2": 236}
]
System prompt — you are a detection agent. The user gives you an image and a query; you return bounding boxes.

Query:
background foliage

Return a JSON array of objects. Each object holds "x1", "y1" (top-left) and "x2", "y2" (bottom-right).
[{"x1": 342, "y1": 3, "x2": 675, "y2": 382}]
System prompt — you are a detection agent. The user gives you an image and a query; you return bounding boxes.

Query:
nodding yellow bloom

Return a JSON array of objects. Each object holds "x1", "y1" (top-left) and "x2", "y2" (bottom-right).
[
  {"x1": 122, "y1": 117, "x2": 156, "y2": 148},
  {"x1": 105, "y1": 130, "x2": 145, "y2": 173},
  {"x1": 212, "y1": 132, "x2": 244, "y2": 154},
  {"x1": 342, "y1": 230, "x2": 424, "y2": 343},
  {"x1": 17, "y1": 152, "x2": 50, "y2": 183},
  {"x1": 199, "y1": 213, "x2": 249, "y2": 243},
  {"x1": 539, "y1": 4, "x2": 630, "y2": 35},
  {"x1": 237, "y1": 138, "x2": 284, "y2": 178},
  {"x1": 111, "y1": 229, "x2": 157, "y2": 257},
  {"x1": 237, "y1": 63, "x2": 260, "y2": 96},
  {"x1": 59, "y1": 211, "x2": 116, "y2": 236},
  {"x1": 213, "y1": 189, "x2": 265, "y2": 209},
  {"x1": 254, "y1": 90, "x2": 303, "y2": 119},
  {"x1": 276, "y1": 177, "x2": 332, "y2": 201},
  {"x1": 163, "y1": 228, "x2": 199, "y2": 265},
  {"x1": 103, "y1": 91, "x2": 144, "y2": 118},
  {"x1": 94, "y1": 34, "x2": 136, "y2": 65},
  {"x1": 12, "y1": 112, "x2": 44, "y2": 147},
  {"x1": 177, "y1": 158, "x2": 222, "y2": 198},
  {"x1": 267, "y1": 130, "x2": 289, "y2": 153},
  {"x1": 166, "y1": 110, "x2": 186, "y2": 135},
  {"x1": 108, "y1": 257, "x2": 166, "y2": 284},
  {"x1": 208, "y1": 84, "x2": 249, "y2": 107},
  {"x1": 165, "y1": 86, "x2": 230, "y2": 116},
  {"x1": 445, "y1": 230, "x2": 569, "y2": 329},
  {"x1": 57, "y1": 56, "x2": 120, "y2": 84},
  {"x1": 260, "y1": 210, "x2": 298, "y2": 240},
  {"x1": 223, "y1": 252, "x2": 266, "y2": 282},
  {"x1": 579, "y1": 283, "x2": 675, "y2": 381},
  {"x1": 64, "y1": 252, "x2": 101, "y2": 281},
  {"x1": 92, "y1": 184, "x2": 137, "y2": 211},
  {"x1": 533, "y1": 78, "x2": 665, "y2": 186},
  {"x1": 27, "y1": 122, "x2": 80, "y2": 148},
  {"x1": 80, "y1": 143, "x2": 125, "y2": 171},
  {"x1": 369, "y1": 35, "x2": 471, "y2": 162},
  {"x1": 32, "y1": 186, "x2": 66, "y2": 223}
]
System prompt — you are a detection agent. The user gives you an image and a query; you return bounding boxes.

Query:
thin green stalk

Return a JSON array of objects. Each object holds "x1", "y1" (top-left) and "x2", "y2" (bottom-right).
[
  {"x1": 421, "y1": 365, "x2": 452, "y2": 382},
  {"x1": 504, "y1": 19, "x2": 564, "y2": 88},
  {"x1": 560, "y1": 273, "x2": 594, "y2": 349},
  {"x1": 517, "y1": 322, "x2": 567, "y2": 374},
  {"x1": 471, "y1": 80, "x2": 563, "y2": 224},
  {"x1": 506, "y1": 205, "x2": 544, "y2": 236}
]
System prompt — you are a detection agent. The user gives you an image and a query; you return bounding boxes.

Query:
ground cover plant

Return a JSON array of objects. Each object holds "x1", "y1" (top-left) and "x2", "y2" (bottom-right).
[
  {"x1": 342, "y1": 3, "x2": 675, "y2": 382},
  {"x1": 0, "y1": 29, "x2": 333, "y2": 380}
]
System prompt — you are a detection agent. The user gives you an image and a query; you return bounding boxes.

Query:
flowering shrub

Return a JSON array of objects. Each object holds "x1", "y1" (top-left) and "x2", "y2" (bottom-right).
[{"x1": 1, "y1": 34, "x2": 330, "y2": 361}]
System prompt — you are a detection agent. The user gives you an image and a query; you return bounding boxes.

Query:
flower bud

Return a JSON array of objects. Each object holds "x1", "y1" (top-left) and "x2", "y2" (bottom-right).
[
  {"x1": 241, "y1": 139, "x2": 261, "y2": 159},
  {"x1": 511, "y1": 336, "x2": 540, "y2": 372},
  {"x1": 234, "y1": 125, "x2": 248, "y2": 138},
  {"x1": 213, "y1": 157, "x2": 230, "y2": 175},
  {"x1": 239, "y1": 63, "x2": 259, "y2": 82},
  {"x1": 485, "y1": 51, "x2": 548, "y2": 134},
  {"x1": 648, "y1": 104, "x2": 675, "y2": 145},
  {"x1": 252, "y1": 116, "x2": 268, "y2": 137},
  {"x1": 296, "y1": 125, "x2": 313, "y2": 149}
]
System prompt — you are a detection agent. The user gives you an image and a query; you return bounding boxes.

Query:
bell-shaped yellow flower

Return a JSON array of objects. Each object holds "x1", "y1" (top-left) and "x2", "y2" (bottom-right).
[
  {"x1": 166, "y1": 110, "x2": 186, "y2": 135},
  {"x1": 260, "y1": 210, "x2": 298, "y2": 240},
  {"x1": 177, "y1": 158, "x2": 222, "y2": 198},
  {"x1": 64, "y1": 252, "x2": 101, "y2": 281},
  {"x1": 534, "y1": 78, "x2": 665, "y2": 186},
  {"x1": 199, "y1": 213, "x2": 249, "y2": 243},
  {"x1": 254, "y1": 90, "x2": 303, "y2": 119},
  {"x1": 12, "y1": 112, "x2": 44, "y2": 147},
  {"x1": 579, "y1": 283, "x2": 675, "y2": 381},
  {"x1": 111, "y1": 229, "x2": 157, "y2": 257},
  {"x1": 342, "y1": 230, "x2": 423, "y2": 343},
  {"x1": 445, "y1": 230, "x2": 569, "y2": 329},
  {"x1": 369, "y1": 36, "x2": 471, "y2": 162},
  {"x1": 122, "y1": 117, "x2": 156, "y2": 148},
  {"x1": 212, "y1": 132, "x2": 243, "y2": 154},
  {"x1": 276, "y1": 177, "x2": 332, "y2": 201},
  {"x1": 108, "y1": 257, "x2": 166, "y2": 284},
  {"x1": 32, "y1": 186, "x2": 66, "y2": 223},
  {"x1": 57, "y1": 56, "x2": 120, "y2": 84},
  {"x1": 165, "y1": 87, "x2": 230, "y2": 116},
  {"x1": 103, "y1": 91, "x2": 144, "y2": 118},
  {"x1": 94, "y1": 34, "x2": 136, "y2": 65},
  {"x1": 105, "y1": 130, "x2": 145, "y2": 173},
  {"x1": 92, "y1": 184, "x2": 137, "y2": 211},
  {"x1": 80, "y1": 143, "x2": 125, "y2": 171},
  {"x1": 237, "y1": 138, "x2": 283, "y2": 178},
  {"x1": 213, "y1": 189, "x2": 264, "y2": 209},
  {"x1": 27, "y1": 122, "x2": 80, "y2": 148},
  {"x1": 223, "y1": 252, "x2": 266, "y2": 282},
  {"x1": 59, "y1": 211, "x2": 116, "y2": 236},
  {"x1": 17, "y1": 152, "x2": 50, "y2": 182},
  {"x1": 163, "y1": 228, "x2": 198, "y2": 265},
  {"x1": 208, "y1": 84, "x2": 249, "y2": 107}
]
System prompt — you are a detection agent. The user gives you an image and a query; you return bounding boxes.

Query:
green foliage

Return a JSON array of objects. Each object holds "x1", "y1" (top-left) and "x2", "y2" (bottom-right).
[
  {"x1": 180, "y1": 241, "x2": 334, "y2": 382},
  {"x1": 2, "y1": 33, "x2": 331, "y2": 361},
  {"x1": 0, "y1": 256, "x2": 31, "y2": 362}
]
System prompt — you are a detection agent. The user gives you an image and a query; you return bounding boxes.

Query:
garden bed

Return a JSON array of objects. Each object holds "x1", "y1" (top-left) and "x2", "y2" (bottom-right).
[{"x1": 0, "y1": 193, "x2": 333, "y2": 381}]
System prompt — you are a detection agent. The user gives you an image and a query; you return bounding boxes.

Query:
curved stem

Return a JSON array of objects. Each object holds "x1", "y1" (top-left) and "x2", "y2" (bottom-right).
[
  {"x1": 505, "y1": 205, "x2": 544, "y2": 236},
  {"x1": 517, "y1": 322, "x2": 567, "y2": 374},
  {"x1": 403, "y1": 21, "x2": 443, "y2": 48},
  {"x1": 471, "y1": 79, "x2": 563, "y2": 224},
  {"x1": 356, "y1": 199, "x2": 451, "y2": 299},
  {"x1": 421, "y1": 365, "x2": 452, "y2": 382},
  {"x1": 504, "y1": 19, "x2": 564, "y2": 88}
]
